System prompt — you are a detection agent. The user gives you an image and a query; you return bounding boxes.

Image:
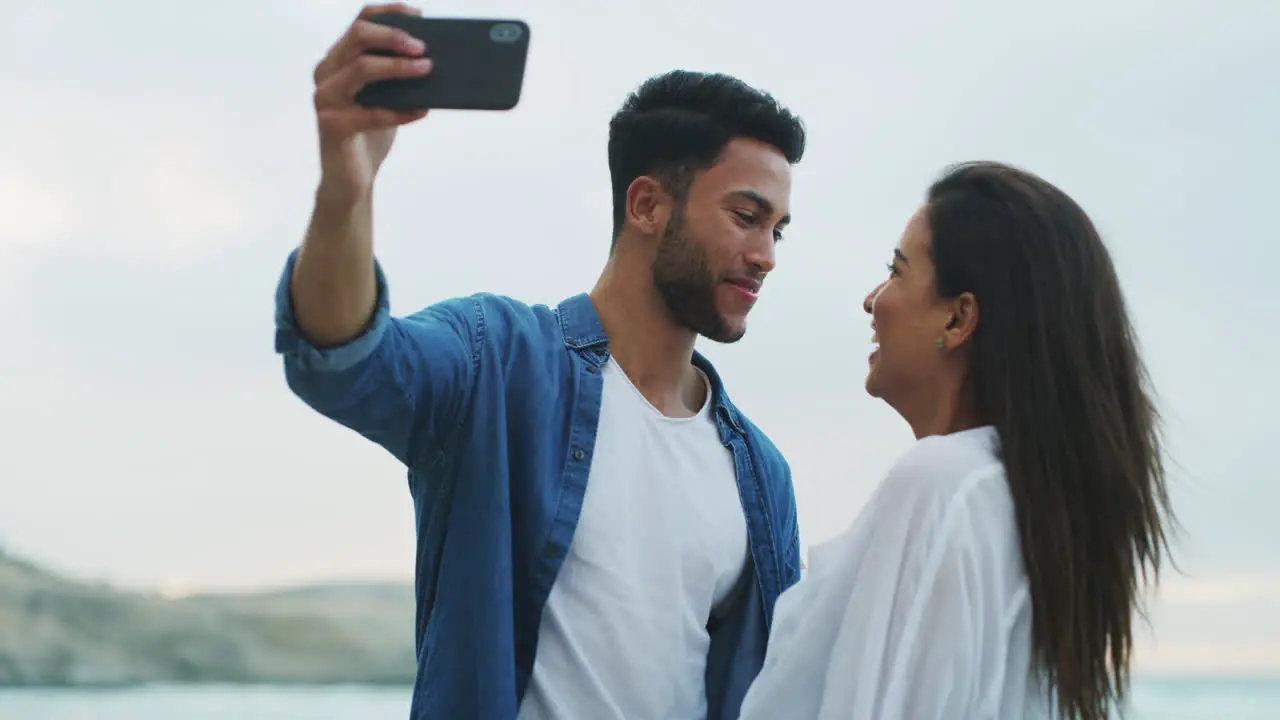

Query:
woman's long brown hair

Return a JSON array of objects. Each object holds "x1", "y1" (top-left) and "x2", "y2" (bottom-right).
[{"x1": 926, "y1": 162, "x2": 1176, "y2": 719}]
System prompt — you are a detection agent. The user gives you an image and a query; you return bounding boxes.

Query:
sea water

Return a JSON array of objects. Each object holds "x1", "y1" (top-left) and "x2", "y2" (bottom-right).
[{"x1": 2, "y1": 678, "x2": 1279, "y2": 719}]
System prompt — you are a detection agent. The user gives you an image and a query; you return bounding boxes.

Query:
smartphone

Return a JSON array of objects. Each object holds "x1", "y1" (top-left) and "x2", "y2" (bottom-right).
[{"x1": 354, "y1": 16, "x2": 530, "y2": 111}]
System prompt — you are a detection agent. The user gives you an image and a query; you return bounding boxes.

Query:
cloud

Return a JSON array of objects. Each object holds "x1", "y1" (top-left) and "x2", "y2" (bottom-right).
[
  {"x1": 1157, "y1": 574, "x2": 1280, "y2": 607},
  {"x1": 1134, "y1": 575, "x2": 1280, "y2": 674},
  {"x1": 1134, "y1": 640, "x2": 1280, "y2": 676},
  {"x1": 111, "y1": 135, "x2": 251, "y2": 251},
  {"x1": 0, "y1": 102, "x2": 256, "y2": 261},
  {"x1": 0, "y1": 173, "x2": 73, "y2": 250}
]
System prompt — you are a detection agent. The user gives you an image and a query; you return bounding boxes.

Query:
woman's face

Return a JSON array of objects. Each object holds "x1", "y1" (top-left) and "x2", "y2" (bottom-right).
[{"x1": 862, "y1": 207, "x2": 957, "y2": 403}]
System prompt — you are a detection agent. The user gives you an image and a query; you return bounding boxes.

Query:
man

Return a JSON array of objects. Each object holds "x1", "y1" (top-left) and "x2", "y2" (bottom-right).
[{"x1": 275, "y1": 4, "x2": 806, "y2": 718}]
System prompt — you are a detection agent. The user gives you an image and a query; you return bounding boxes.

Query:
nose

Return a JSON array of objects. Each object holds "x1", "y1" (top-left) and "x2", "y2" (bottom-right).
[
  {"x1": 744, "y1": 234, "x2": 777, "y2": 276},
  {"x1": 863, "y1": 282, "x2": 885, "y2": 315}
]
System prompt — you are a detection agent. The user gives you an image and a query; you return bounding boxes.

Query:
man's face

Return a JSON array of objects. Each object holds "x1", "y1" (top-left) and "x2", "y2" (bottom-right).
[{"x1": 652, "y1": 138, "x2": 793, "y2": 343}]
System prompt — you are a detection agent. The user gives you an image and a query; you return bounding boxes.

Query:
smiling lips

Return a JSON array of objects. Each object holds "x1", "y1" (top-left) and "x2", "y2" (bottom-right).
[{"x1": 724, "y1": 277, "x2": 762, "y2": 302}]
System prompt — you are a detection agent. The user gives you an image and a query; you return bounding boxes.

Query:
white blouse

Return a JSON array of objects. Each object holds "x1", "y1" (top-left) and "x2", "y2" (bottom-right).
[{"x1": 738, "y1": 427, "x2": 1052, "y2": 719}]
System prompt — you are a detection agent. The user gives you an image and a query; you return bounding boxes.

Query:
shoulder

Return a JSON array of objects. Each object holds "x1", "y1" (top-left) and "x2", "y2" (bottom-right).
[
  {"x1": 869, "y1": 428, "x2": 1013, "y2": 550},
  {"x1": 411, "y1": 293, "x2": 564, "y2": 346},
  {"x1": 882, "y1": 428, "x2": 1004, "y2": 502},
  {"x1": 458, "y1": 292, "x2": 554, "y2": 328},
  {"x1": 806, "y1": 428, "x2": 1021, "y2": 599}
]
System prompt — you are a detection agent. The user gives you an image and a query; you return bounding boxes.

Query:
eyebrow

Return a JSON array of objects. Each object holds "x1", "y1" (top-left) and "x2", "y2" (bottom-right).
[
  {"x1": 728, "y1": 189, "x2": 791, "y2": 225},
  {"x1": 894, "y1": 248, "x2": 910, "y2": 265}
]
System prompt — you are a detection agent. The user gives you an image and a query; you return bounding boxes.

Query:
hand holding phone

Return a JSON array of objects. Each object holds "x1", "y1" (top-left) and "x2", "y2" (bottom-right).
[
  {"x1": 311, "y1": 3, "x2": 436, "y2": 201},
  {"x1": 355, "y1": 15, "x2": 531, "y2": 111}
]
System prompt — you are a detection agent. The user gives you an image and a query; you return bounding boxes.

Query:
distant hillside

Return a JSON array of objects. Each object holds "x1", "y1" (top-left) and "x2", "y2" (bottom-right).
[{"x1": 0, "y1": 549, "x2": 416, "y2": 687}]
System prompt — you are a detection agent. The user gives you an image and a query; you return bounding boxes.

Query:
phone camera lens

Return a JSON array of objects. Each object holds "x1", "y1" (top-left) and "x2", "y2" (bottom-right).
[{"x1": 490, "y1": 23, "x2": 522, "y2": 43}]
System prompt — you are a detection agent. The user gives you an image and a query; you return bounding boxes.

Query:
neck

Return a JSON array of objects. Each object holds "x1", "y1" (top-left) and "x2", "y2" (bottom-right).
[
  {"x1": 589, "y1": 248, "x2": 703, "y2": 416},
  {"x1": 898, "y1": 370, "x2": 982, "y2": 440}
]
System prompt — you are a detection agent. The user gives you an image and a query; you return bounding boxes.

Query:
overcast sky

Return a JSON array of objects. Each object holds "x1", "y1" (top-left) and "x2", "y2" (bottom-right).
[{"x1": 1, "y1": 0, "x2": 1276, "y2": 676}]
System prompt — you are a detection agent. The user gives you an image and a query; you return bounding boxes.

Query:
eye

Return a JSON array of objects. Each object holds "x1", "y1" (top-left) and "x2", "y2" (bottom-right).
[
  {"x1": 734, "y1": 209, "x2": 785, "y2": 242},
  {"x1": 885, "y1": 262, "x2": 898, "y2": 277}
]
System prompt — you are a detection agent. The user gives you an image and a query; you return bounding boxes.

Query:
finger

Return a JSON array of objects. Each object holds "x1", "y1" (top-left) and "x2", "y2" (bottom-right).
[
  {"x1": 315, "y1": 19, "x2": 426, "y2": 85},
  {"x1": 357, "y1": 3, "x2": 421, "y2": 21},
  {"x1": 314, "y1": 55, "x2": 433, "y2": 109}
]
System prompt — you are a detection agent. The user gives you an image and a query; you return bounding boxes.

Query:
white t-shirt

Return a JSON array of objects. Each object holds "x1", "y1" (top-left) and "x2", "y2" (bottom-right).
[
  {"x1": 739, "y1": 426, "x2": 1053, "y2": 719},
  {"x1": 517, "y1": 357, "x2": 749, "y2": 720}
]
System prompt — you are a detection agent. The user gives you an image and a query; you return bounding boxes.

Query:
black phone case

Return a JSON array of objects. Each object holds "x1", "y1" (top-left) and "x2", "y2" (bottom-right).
[{"x1": 355, "y1": 16, "x2": 530, "y2": 111}]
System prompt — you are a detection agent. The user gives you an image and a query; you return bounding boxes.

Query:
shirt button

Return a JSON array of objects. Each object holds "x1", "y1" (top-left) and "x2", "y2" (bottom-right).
[{"x1": 572, "y1": 448, "x2": 586, "y2": 461}]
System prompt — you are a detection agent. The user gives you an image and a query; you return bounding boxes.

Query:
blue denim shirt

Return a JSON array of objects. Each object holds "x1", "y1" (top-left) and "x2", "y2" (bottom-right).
[{"x1": 273, "y1": 250, "x2": 802, "y2": 719}]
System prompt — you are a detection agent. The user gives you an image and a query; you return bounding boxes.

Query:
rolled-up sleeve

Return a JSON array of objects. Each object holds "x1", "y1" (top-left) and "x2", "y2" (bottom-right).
[
  {"x1": 273, "y1": 249, "x2": 393, "y2": 373},
  {"x1": 273, "y1": 249, "x2": 479, "y2": 468}
]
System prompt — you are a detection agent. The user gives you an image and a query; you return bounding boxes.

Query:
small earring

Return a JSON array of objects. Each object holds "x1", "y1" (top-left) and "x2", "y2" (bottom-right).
[{"x1": 936, "y1": 337, "x2": 945, "y2": 350}]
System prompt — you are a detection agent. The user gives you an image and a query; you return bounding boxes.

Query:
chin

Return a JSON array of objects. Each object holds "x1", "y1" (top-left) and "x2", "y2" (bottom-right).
[
  {"x1": 705, "y1": 323, "x2": 747, "y2": 344},
  {"x1": 699, "y1": 308, "x2": 747, "y2": 344},
  {"x1": 864, "y1": 369, "x2": 883, "y2": 399}
]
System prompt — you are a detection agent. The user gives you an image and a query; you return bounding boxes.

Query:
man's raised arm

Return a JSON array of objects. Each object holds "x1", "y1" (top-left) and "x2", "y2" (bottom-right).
[
  {"x1": 274, "y1": 3, "x2": 475, "y2": 467},
  {"x1": 291, "y1": 2, "x2": 432, "y2": 346}
]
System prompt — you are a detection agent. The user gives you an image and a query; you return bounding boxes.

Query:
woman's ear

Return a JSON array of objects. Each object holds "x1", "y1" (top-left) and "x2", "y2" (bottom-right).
[{"x1": 944, "y1": 292, "x2": 979, "y2": 348}]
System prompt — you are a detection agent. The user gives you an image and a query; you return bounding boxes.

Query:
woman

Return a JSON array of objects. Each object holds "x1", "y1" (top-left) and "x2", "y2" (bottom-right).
[{"x1": 738, "y1": 162, "x2": 1175, "y2": 720}]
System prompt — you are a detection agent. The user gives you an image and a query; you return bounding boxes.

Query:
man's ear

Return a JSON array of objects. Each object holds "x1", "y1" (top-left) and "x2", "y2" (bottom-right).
[
  {"x1": 944, "y1": 291, "x2": 979, "y2": 348},
  {"x1": 624, "y1": 176, "x2": 672, "y2": 238}
]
